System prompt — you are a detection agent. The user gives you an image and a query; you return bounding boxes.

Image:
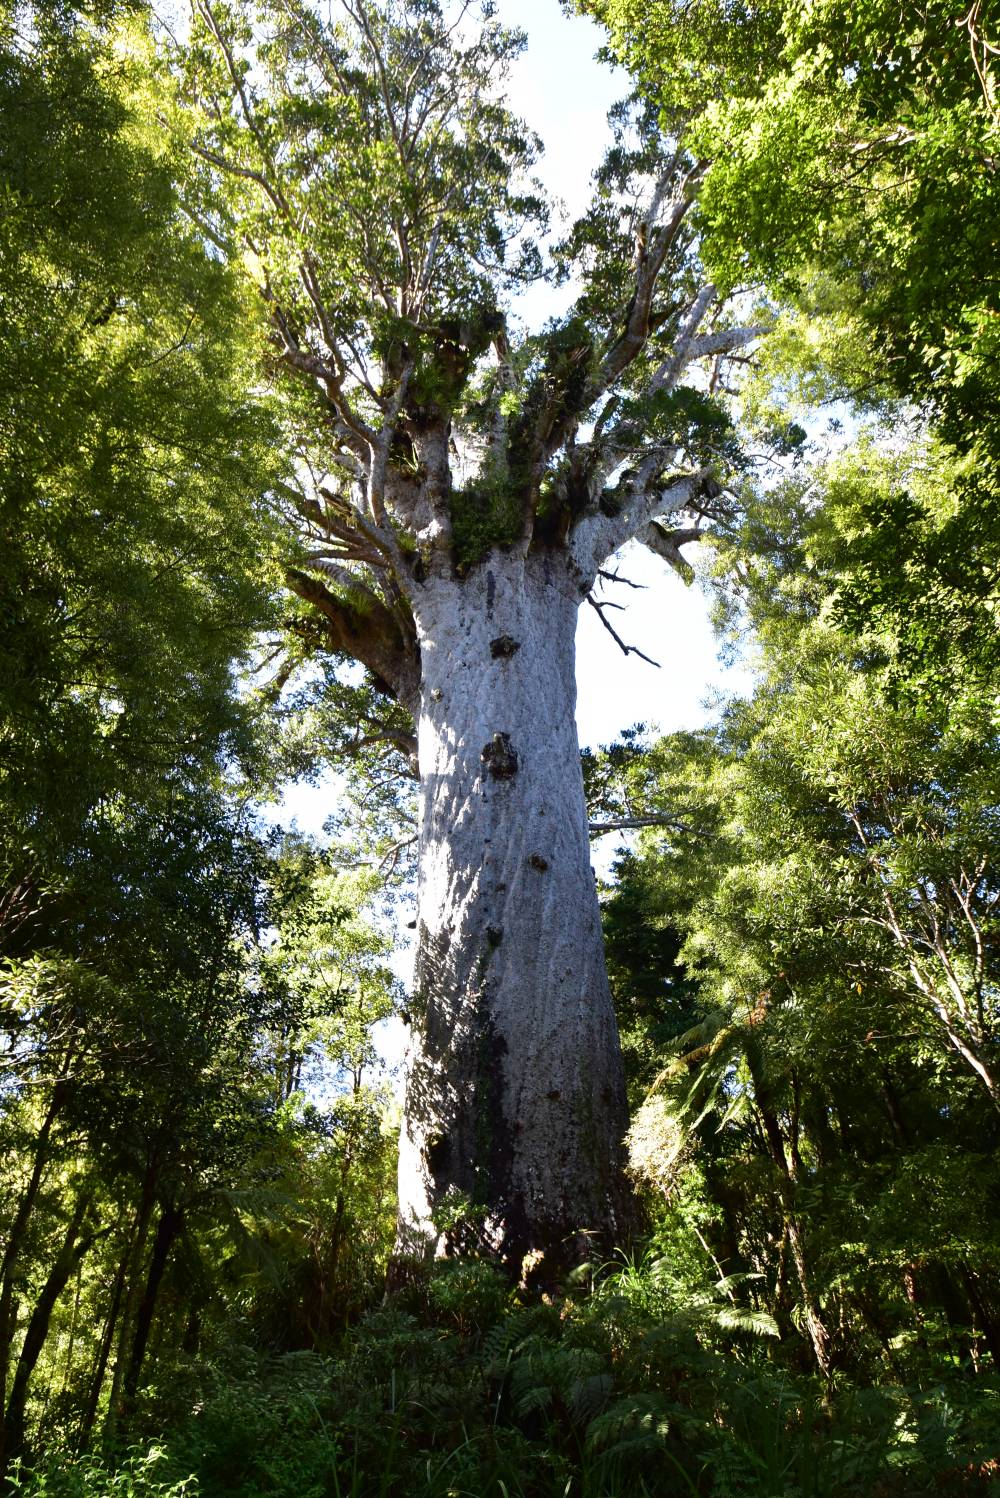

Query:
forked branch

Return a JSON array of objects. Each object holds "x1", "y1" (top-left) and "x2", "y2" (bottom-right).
[{"x1": 587, "y1": 595, "x2": 660, "y2": 668}]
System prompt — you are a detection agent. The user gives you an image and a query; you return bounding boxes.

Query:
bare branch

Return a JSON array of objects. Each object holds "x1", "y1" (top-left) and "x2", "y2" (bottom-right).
[
  {"x1": 596, "y1": 567, "x2": 646, "y2": 590},
  {"x1": 586, "y1": 595, "x2": 660, "y2": 668},
  {"x1": 682, "y1": 323, "x2": 770, "y2": 365},
  {"x1": 270, "y1": 316, "x2": 376, "y2": 452},
  {"x1": 592, "y1": 180, "x2": 698, "y2": 397},
  {"x1": 379, "y1": 833, "x2": 418, "y2": 873},
  {"x1": 643, "y1": 284, "x2": 717, "y2": 398},
  {"x1": 187, "y1": 139, "x2": 287, "y2": 216},
  {"x1": 194, "y1": 0, "x2": 294, "y2": 214},
  {"x1": 588, "y1": 815, "x2": 703, "y2": 836}
]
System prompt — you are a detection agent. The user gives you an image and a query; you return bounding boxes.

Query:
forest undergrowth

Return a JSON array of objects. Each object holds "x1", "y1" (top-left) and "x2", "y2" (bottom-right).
[{"x1": 7, "y1": 1231, "x2": 999, "y2": 1498}]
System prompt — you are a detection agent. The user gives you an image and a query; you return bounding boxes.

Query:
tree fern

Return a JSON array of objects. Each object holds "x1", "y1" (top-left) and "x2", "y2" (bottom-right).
[{"x1": 508, "y1": 1342, "x2": 609, "y2": 1421}]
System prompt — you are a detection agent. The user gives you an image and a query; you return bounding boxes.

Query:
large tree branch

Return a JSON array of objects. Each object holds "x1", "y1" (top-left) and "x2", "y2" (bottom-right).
[
  {"x1": 640, "y1": 519, "x2": 706, "y2": 581},
  {"x1": 285, "y1": 566, "x2": 419, "y2": 712},
  {"x1": 516, "y1": 174, "x2": 699, "y2": 501},
  {"x1": 302, "y1": 555, "x2": 384, "y2": 594},
  {"x1": 643, "y1": 284, "x2": 717, "y2": 398},
  {"x1": 580, "y1": 285, "x2": 760, "y2": 508},
  {"x1": 570, "y1": 470, "x2": 714, "y2": 583},
  {"x1": 590, "y1": 181, "x2": 697, "y2": 399},
  {"x1": 681, "y1": 323, "x2": 770, "y2": 365}
]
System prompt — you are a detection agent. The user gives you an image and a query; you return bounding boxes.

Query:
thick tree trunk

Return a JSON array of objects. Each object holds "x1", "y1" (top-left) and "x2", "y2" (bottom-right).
[{"x1": 396, "y1": 550, "x2": 632, "y2": 1277}]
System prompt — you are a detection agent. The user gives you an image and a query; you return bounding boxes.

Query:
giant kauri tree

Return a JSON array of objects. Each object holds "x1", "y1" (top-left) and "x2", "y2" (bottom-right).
[{"x1": 175, "y1": 0, "x2": 762, "y2": 1271}]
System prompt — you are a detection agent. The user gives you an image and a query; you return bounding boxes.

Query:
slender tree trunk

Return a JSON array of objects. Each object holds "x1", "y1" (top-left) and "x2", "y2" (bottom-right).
[
  {"x1": 62, "y1": 1261, "x2": 83, "y2": 1395},
  {"x1": 960, "y1": 1263, "x2": 1000, "y2": 1370},
  {"x1": 120, "y1": 1204, "x2": 182, "y2": 1418},
  {"x1": 852, "y1": 1291, "x2": 905, "y2": 1379},
  {"x1": 325, "y1": 1057, "x2": 366, "y2": 1329},
  {"x1": 783, "y1": 1211, "x2": 833, "y2": 1383},
  {"x1": 77, "y1": 1228, "x2": 127, "y2": 1450},
  {"x1": 325, "y1": 1147, "x2": 355, "y2": 1331},
  {"x1": 396, "y1": 551, "x2": 632, "y2": 1277},
  {"x1": 102, "y1": 1168, "x2": 157, "y2": 1444},
  {"x1": 0, "y1": 1075, "x2": 69, "y2": 1467},
  {"x1": 2, "y1": 1192, "x2": 96, "y2": 1472},
  {"x1": 880, "y1": 1066, "x2": 910, "y2": 1147},
  {"x1": 754, "y1": 1096, "x2": 833, "y2": 1382},
  {"x1": 76, "y1": 1229, "x2": 130, "y2": 1452},
  {"x1": 181, "y1": 1306, "x2": 201, "y2": 1357}
]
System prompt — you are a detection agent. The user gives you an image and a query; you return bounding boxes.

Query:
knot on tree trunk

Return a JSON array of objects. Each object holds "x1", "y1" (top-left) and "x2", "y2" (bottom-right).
[
  {"x1": 490, "y1": 634, "x2": 521, "y2": 659},
  {"x1": 481, "y1": 732, "x2": 519, "y2": 779}
]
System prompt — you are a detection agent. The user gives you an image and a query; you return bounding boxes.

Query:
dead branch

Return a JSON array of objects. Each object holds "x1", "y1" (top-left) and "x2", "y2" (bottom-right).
[{"x1": 586, "y1": 595, "x2": 660, "y2": 668}]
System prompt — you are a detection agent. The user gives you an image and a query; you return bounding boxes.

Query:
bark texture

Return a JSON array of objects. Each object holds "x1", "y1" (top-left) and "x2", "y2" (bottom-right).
[{"x1": 397, "y1": 550, "x2": 632, "y2": 1275}]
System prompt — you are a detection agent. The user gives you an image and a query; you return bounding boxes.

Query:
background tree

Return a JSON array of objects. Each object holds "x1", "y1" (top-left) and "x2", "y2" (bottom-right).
[
  {"x1": 0, "y1": 0, "x2": 281, "y2": 1465},
  {"x1": 0, "y1": 789, "x2": 273, "y2": 1468},
  {"x1": 585, "y1": 0, "x2": 1000, "y2": 680},
  {"x1": 252, "y1": 839, "x2": 401, "y2": 1342},
  {"x1": 596, "y1": 450, "x2": 1000, "y2": 1382},
  {"x1": 0, "y1": 0, "x2": 280, "y2": 956}
]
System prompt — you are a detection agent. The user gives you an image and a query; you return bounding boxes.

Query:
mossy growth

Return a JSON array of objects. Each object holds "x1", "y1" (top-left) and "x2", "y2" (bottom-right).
[
  {"x1": 532, "y1": 470, "x2": 573, "y2": 546},
  {"x1": 376, "y1": 307, "x2": 505, "y2": 428},
  {"x1": 506, "y1": 319, "x2": 596, "y2": 480},
  {"x1": 449, "y1": 470, "x2": 522, "y2": 572}
]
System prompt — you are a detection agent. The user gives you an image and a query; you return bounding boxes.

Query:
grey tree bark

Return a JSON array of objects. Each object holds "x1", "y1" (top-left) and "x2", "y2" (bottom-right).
[{"x1": 396, "y1": 551, "x2": 632, "y2": 1273}]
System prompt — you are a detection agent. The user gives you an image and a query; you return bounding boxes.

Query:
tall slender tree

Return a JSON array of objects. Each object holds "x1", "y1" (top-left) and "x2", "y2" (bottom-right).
[{"x1": 175, "y1": 0, "x2": 762, "y2": 1270}]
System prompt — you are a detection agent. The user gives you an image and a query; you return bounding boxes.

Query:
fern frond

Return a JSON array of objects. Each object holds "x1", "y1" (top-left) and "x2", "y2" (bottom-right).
[
  {"x1": 585, "y1": 1393, "x2": 671, "y2": 1455},
  {"x1": 714, "y1": 1272, "x2": 764, "y2": 1296},
  {"x1": 509, "y1": 1344, "x2": 606, "y2": 1419},
  {"x1": 569, "y1": 1371, "x2": 614, "y2": 1423},
  {"x1": 713, "y1": 1305, "x2": 780, "y2": 1338}
]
